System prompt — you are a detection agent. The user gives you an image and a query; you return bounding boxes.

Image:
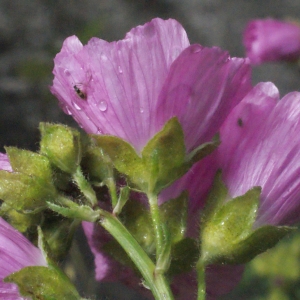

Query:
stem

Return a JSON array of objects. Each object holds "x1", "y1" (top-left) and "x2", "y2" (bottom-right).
[
  {"x1": 99, "y1": 210, "x2": 174, "y2": 300},
  {"x1": 148, "y1": 192, "x2": 164, "y2": 259},
  {"x1": 196, "y1": 259, "x2": 206, "y2": 300},
  {"x1": 105, "y1": 177, "x2": 118, "y2": 208},
  {"x1": 73, "y1": 166, "x2": 97, "y2": 207}
]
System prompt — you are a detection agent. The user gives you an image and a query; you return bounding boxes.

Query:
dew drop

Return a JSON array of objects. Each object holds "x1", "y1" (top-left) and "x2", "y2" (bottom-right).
[
  {"x1": 139, "y1": 107, "x2": 144, "y2": 113},
  {"x1": 65, "y1": 106, "x2": 72, "y2": 115},
  {"x1": 101, "y1": 54, "x2": 108, "y2": 61},
  {"x1": 64, "y1": 69, "x2": 71, "y2": 76},
  {"x1": 118, "y1": 65, "x2": 123, "y2": 74},
  {"x1": 73, "y1": 101, "x2": 82, "y2": 111},
  {"x1": 99, "y1": 100, "x2": 108, "y2": 112},
  {"x1": 191, "y1": 46, "x2": 201, "y2": 53},
  {"x1": 97, "y1": 128, "x2": 103, "y2": 134}
]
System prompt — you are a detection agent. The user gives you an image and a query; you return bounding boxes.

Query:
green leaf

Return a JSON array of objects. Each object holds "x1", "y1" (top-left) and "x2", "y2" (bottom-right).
[
  {"x1": 160, "y1": 191, "x2": 188, "y2": 244},
  {"x1": 5, "y1": 266, "x2": 81, "y2": 300},
  {"x1": 0, "y1": 171, "x2": 56, "y2": 212},
  {"x1": 142, "y1": 117, "x2": 186, "y2": 193},
  {"x1": 39, "y1": 123, "x2": 83, "y2": 174}
]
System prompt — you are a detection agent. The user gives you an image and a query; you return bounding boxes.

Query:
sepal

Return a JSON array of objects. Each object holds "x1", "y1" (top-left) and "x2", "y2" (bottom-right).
[
  {"x1": 47, "y1": 197, "x2": 100, "y2": 222},
  {"x1": 4, "y1": 265, "x2": 82, "y2": 300},
  {"x1": 186, "y1": 134, "x2": 220, "y2": 165},
  {"x1": 39, "y1": 123, "x2": 84, "y2": 174},
  {"x1": 141, "y1": 117, "x2": 186, "y2": 193},
  {"x1": 160, "y1": 191, "x2": 188, "y2": 244},
  {"x1": 0, "y1": 170, "x2": 56, "y2": 212},
  {"x1": 6, "y1": 147, "x2": 53, "y2": 182},
  {"x1": 200, "y1": 172, "x2": 293, "y2": 265}
]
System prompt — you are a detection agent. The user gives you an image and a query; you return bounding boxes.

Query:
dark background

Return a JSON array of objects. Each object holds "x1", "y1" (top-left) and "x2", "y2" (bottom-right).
[{"x1": 1, "y1": 1, "x2": 300, "y2": 299}]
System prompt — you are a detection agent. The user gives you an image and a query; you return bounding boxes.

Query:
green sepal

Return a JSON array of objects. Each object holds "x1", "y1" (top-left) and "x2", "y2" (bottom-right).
[
  {"x1": 186, "y1": 134, "x2": 220, "y2": 165},
  {"x1": 219, "y1": 225, "x2": 295, "y2": 264},
  {"x1": 4, "y1": 265, "x2": 81, "y2": 300},
  {"x1": 119, "y1": 199, "x2": 155, "y2": 254},
  {"x1": 0, "y1": 170, "x2": 55, "y2": 212},
  {"x1": 39, "y1": 123, "x2": 83, "y2": 174},
  {"x1": 92, "y1": 118, "x2": 188, "y2": 194},
  {"x1": 0, "y1": 203, "x2": 41, "y2": 232},
  {"x1": 46, "y1": 197, "x2": 100, "y2": 222},
  {"x1": 82, "y1": 145, "x2": 115, "y2": 183},
  {"x1": 113, "y1": 186, "x2": 130, "y2": 215},
  {"x1": 141, "y1": 117, "x2": 186, "y2": 193},
  {"x1": 160, "y1": 191, "x2": 188, "y2": 244},
  {"x1": 40, "y1": 217, "x2": 80, "y2": 261},
  {"x1": 6, "y1": 147, "x2": 53, "y2": 183},
  {"x1": 168, "y1": 237, "x2": 199, "y2": 276},
  {"x1": 91, "y1": 135, "x2": 146, "y2": 190},
  {"x1": 200, "y1": 173, "x2": 293, "y2": 265}
]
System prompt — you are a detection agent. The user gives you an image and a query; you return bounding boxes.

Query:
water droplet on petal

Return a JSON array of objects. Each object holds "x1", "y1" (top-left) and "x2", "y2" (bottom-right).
[
  {"x1": 73, "y1": 101, "x2": 82, "y2": 111},
  {"x1": 139, "y1": 107, "x2": 144, "y2": 113},
  {"x1": 101, "y1": 54, "x2": 108, "y2": 61},
  {"x1": 97, "y1": 128, "x2": 103, "y2": 134},
  {"x1": 99, "y1": 100, "x2": 108, "y2": 112},
  {"x1": 191, "y1": 46, "x2": 201, "y2": 53},
  {"x1": 64, "y1": 69, "x2": 71, "y2": 76},
  {"x1": 118, "y1": 66, "x2": 123, "y2": 74},
  {"x1": 66, "y1": 106, "x2": 72, "y2": 115}
]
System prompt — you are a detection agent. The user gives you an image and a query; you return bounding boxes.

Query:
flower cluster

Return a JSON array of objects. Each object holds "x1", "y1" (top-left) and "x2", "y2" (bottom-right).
[
  {"x1": 1, "y1": 17, "x2": 300, "y2": 300},
  {"x1": 50, "y1": 18, "x2": 300, "y2": 298}
]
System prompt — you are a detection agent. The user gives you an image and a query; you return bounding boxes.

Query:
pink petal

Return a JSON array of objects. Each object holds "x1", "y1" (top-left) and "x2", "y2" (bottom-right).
[
  {"x1": 51, "y1": 18, "x2": 189, "y2": 152},
  {"x1": 217, "y1": 82, "x2": 300, "y2": 226},
  {"x1": 0, "y1": 218, "x2": 47, "y2": 299},
  {"x1": 156, "y1": 45, "x2": 251, "y2": 151},
  {"x1": 244, "y1": 18, "x2": 300, "y2": 64},
  {"x1": 0, "y1": 153, "x2": 12, "y2": 172}
]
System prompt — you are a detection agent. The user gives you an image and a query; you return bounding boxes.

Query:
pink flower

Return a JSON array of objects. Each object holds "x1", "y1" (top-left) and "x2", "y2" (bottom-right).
[
  {"x1": 168, "y1": 82, "x2": 300, "y2": 228},
  {"x1": 0, "y1": 217, "x2": 47, "y2": 299},
  {"x1": 243, "y1": 18, "x2": 300, "y2": 65},
  {"x1": 51, "y1": 17, "x2": 252, "y2": 299},
  {"x1": 51, "y1": 18, "x2": 251, "y2": 153},
  {"x1": 217, "y1": 82, "x2": 300, "y2": 227}
]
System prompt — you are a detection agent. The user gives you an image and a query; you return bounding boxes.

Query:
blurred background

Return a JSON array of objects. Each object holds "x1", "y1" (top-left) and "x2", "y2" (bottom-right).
[{"x1": 1, "y1": 1, "x2": 300, "y2": 299}]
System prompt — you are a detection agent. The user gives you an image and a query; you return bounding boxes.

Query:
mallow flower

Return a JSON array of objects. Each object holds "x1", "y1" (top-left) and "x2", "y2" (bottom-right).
[
  {"x1": 51, "y1": 18, "x2": 252, "y2": 299},
  {"x1": 170, "y1": 82, "x2": 300, "y2": 231},
  {"x1": 243, "y1": 18, "x2": 300, "y2": 64},
  {"x1": 0, "y1": 215, "x2": 47, "y2": 299},
  {"x1": 216, "y1": 81, "x2": 300, "y2": 227}
]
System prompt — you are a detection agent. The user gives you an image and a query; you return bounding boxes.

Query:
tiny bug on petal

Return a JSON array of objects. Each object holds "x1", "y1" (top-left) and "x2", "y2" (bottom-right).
[{"x1": 73, "y1": 85, "x2": 87, "y2": 100}]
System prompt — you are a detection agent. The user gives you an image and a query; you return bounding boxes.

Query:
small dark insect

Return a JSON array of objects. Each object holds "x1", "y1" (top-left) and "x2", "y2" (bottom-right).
[
  {"x1": 73, "y1": 85, "x2": 87, "y2": 100},
  {"x1": 237, "y1": 118, "x2": 243, "y2": 127}
]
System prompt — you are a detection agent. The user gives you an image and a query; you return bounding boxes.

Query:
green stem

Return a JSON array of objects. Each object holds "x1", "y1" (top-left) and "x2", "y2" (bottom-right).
[
  {"x1": 148, "y1": 192, "x2": 164, "y2": 259},
  {"x1": 196, "y1": 259, "x2": 206, "y2": 300},
  {"x1": 73, "y1": 166, "x2": 97, "y2": 207},
  {"x1": 105, "y1": 177, "x2": 118, "y2": 208},
  {"x1": 99, "y1": 210, "x2": 174, "y2": 300}
]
